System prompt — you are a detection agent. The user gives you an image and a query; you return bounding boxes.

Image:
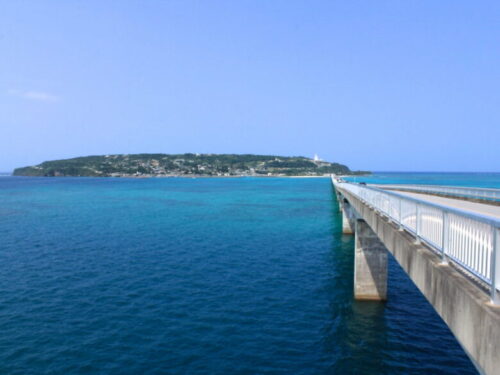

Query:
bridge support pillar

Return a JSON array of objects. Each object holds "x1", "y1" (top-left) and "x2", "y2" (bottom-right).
[
  {"x1": 336, "y1": 192, "x2": 343, "y2": 212},
  {"x1": 354, "y1": 219, "x2": 388, "y2": 301},
  {"x1": 341, "y1": 200, "x2": 355, "y2": 234}
]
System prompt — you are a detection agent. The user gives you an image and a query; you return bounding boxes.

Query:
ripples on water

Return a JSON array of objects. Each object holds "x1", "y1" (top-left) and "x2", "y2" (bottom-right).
[{"x1": 0, "y1": 176, "x2": 480, "y2": 374}]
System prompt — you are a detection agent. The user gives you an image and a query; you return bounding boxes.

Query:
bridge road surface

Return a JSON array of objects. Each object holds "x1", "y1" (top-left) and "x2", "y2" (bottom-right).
[{"x1": 384, "y1": 190, "x2": 500, "y2": 219}]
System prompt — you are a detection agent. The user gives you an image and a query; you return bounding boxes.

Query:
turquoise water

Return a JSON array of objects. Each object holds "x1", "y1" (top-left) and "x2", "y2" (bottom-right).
[
  {"x1": 0, "y1": 174, "x2": 489, "y2": 374},
  {"x1": 345, "y1": 172, "x2": 500, "y2": 188}
]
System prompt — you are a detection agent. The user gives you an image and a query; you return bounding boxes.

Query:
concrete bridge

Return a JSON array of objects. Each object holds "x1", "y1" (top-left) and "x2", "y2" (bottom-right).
[{"x1": 332, "y1": 177, "x2": 500, "y2": 375}]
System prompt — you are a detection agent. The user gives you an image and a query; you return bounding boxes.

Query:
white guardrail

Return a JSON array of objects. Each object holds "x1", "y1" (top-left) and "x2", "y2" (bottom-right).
[
  {"x1": 332, "y1": 178, "x2": 500, "y2": 304},
  {"x1": 373, "y1": 184, "x2": 500, "y2": 202}
]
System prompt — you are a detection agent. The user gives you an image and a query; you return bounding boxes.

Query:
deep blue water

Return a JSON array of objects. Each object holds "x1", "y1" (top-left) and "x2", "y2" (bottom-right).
[{"x1": 1, "y1": 174, "x2": 493, "y2": 374}]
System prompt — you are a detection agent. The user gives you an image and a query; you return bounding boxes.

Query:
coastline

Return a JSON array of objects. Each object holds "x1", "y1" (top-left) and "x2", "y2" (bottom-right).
[{"x1": 10, "y1": 174, "x2": 335, "y2": 179}]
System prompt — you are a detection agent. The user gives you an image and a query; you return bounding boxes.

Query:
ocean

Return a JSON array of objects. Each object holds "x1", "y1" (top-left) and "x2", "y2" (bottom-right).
[
  {"x1": 1, "y1": 173, "x2": 497, "y2": 374},
  {"x1": 343, "y1": 172, "x2": 500, "y2": 188}
]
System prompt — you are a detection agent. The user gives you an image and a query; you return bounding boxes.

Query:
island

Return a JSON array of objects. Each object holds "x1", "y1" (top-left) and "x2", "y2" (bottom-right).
[{"x1": 12, "y1": 154, "x2": 370, "y2": 177}]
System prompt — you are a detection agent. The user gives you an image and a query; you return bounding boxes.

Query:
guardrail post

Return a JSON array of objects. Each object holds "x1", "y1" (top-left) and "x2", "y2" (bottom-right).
[
  {"x1": 415, "y1": 204, "x2": 421, "y2": 244},
  {"x1": 398, "y1": 198, "x2": 403, "y2": 231},
  {"x1": 491, "y1": 227, "x2": 500, "y2": 305},
  {"x1": 441, "y1": 212, "x2": 449, "y2": 264}
]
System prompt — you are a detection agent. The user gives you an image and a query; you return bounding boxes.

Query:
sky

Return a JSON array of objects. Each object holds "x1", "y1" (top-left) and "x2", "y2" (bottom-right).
[{"x1": 1, "y1": 1, "x2": 499, "y2": 172}]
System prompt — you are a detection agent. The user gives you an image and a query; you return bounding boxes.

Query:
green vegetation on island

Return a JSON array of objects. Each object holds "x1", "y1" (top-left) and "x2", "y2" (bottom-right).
[{"x1": 13, "y1": 154, "x2": 370, "y2": 177}]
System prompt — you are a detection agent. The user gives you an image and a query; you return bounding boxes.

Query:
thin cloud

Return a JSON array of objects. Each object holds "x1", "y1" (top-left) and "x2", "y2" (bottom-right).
[{"x1": 8, "y1": 89, "x2": 60, "y2": 102}]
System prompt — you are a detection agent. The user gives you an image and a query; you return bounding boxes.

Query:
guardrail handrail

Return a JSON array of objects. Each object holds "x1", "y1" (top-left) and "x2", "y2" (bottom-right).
[
  {"x1": 368, "y1": 186, "x2": 500, "y2": 226},
  {"x1": 332, "y1": 177, "x2": 500, "y2": 304},
  {"x1": 373, "y1": 184, "x2": 500, "y2": 202}
]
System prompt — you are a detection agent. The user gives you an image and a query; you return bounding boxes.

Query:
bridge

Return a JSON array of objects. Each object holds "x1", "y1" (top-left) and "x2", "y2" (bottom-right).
[{"x1": 332, "y1": 177, "x2": 500, "y2": 375}]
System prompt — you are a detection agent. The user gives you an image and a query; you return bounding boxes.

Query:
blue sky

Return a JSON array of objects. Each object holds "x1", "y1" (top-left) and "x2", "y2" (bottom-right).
[{"x1": 1, "y1": 1, "x2": 499, "y2": 172}]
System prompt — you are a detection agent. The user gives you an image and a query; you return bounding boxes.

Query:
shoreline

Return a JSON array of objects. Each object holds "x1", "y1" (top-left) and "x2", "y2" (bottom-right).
[{"x1": 11, "y1": 174, "x2": 336, "y2": 179}]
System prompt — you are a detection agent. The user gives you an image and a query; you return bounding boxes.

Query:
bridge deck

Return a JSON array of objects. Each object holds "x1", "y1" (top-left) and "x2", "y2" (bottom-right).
[
  {"x1": 389, "y1": 190, "x2": 500, "y2": 219},
  {"x1": 334, "y1": 180, "x2": 500, "y2": 374}
]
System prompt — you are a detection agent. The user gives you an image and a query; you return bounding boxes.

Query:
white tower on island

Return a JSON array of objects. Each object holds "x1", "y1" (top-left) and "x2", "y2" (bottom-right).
[{"x1": 313, "y1": 154, "x2": 321, "y2": 161}]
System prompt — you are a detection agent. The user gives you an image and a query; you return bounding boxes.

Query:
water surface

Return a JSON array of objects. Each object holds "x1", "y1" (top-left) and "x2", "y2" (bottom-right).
[
  {"x1": 345, "y1": 172, "x2": 500, "y2": 188},
  {"x1": 0, "y1": 176, "x2": 482, "y2": 374}
]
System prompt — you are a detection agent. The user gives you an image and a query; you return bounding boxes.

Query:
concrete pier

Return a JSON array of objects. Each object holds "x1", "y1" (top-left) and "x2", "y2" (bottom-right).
[
  {"x1": 341, "y1": 200, "x2": 355, "y2": 234},
  {"x1": 335, "y1": 192, "x2": 343, "y2": 212},
  {"x1": 354, "y1": 219, "x2": 388, "y2": 300}
]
